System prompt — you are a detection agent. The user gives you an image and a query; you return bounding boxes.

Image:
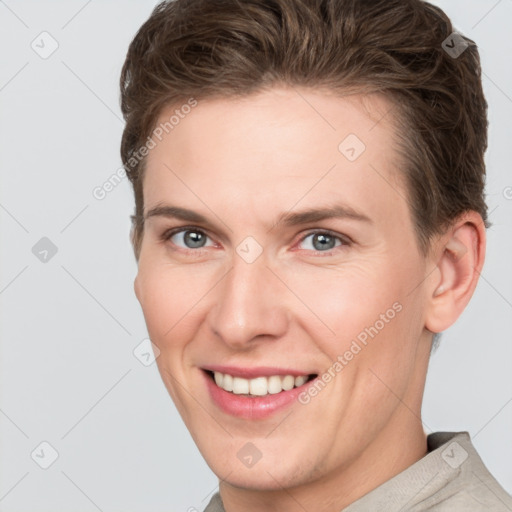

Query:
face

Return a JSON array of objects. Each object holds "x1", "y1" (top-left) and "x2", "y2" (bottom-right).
[{"x1": 134, "y1": 87, "x2": 434, "y2": 493}]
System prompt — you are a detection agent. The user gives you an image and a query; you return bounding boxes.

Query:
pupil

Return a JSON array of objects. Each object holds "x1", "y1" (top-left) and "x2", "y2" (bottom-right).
[
  {"x1": 185, "y1": 231, "x2": 206, "y2": 248},
  {"x1": 314, "y1": 233, "x2": 334, "y2": 251}
]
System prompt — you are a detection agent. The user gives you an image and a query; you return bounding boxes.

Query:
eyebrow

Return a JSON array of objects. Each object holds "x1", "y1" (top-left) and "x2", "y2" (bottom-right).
[
  {"x1": 144, "y1": 203, "x2": 373, "y2": 228},
  {"x1": 276, "y1": 204, "x2": 373, "y2": 226}
]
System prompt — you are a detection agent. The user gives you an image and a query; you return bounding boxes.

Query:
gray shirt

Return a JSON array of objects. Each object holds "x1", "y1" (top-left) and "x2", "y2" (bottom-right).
[{"x1": 203, "y1": 432, "x2": 512, "y2": 511}]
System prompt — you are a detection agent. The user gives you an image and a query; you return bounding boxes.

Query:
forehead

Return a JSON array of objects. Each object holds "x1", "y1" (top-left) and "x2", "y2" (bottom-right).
[{"x1": 142, "y1": 87, "x2": 410, "y2": 233}]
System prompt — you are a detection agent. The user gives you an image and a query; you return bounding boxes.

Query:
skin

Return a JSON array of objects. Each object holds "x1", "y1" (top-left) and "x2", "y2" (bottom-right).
[{"x1": 133, "y1": 86, "x2": 485, "y2": 512}]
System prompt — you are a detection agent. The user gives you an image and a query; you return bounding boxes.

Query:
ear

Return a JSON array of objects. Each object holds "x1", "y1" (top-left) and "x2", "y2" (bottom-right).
[
  {"x1": 424, "y1": 211, "x2": 486, "y2": 333},
  {"x1": 130, "y1": 224, "x2": 142, "y2": 303},
  {"x1": 134, "y1": 273, "x2": 141, "y2": 303},
  {"x1": 129, "y1": 225, "x2": 135, "y2": 249}
]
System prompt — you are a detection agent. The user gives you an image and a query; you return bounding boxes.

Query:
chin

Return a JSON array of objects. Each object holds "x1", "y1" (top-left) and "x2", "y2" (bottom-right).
[
  {"x1": 202, "y1": 447, "x2": 315, "y2": 491},
  {"x1": 220, "y1": 470, "x2": 296, "y2": 492}
]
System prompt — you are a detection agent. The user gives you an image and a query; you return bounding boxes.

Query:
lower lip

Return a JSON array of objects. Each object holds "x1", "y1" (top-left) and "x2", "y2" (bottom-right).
[{"x1": 203, "y1": 371, "x2": 314, "y2": 420}]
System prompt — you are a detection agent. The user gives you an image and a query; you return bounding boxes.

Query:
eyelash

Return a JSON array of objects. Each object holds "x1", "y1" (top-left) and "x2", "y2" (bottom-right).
[{"x1": 159, "y1": 225, "x2": 351, "y2": 256}]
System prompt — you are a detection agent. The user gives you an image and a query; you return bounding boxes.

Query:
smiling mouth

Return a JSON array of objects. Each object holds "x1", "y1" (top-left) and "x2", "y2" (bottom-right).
[{"x1": 205, "y1": 370, "x2": 317, "y2": 397}]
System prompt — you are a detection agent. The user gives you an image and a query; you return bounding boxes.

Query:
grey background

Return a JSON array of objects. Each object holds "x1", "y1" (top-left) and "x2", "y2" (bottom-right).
[{"x1": 0, "y1": 0, "x2": 511, "y2": 510}]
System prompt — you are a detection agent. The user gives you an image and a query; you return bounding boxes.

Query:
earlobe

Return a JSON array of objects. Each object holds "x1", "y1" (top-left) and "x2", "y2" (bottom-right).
[{"x1": 425, "y1": 212, "x2": 486, "y2": 333}]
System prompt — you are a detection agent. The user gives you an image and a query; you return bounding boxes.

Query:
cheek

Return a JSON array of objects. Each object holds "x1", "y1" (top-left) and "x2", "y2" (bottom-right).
[
  {"x1": 137, "y1": 244, "x2": 424, "y2": 357},
  {"x1": 283, "y1": 262, "x2": 399, "y2": 333},
  {"x1": 281, "y1": 258, "x2": 423, "y2": 371},
  {"x1": 136, "y1": 263, "x2": 209, "y2": 344}
]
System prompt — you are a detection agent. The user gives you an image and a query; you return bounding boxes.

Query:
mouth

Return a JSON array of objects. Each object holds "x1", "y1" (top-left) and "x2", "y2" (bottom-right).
[
  {"x1": 201, "y1": 368, "x2": 319, "y2": 419},
  {"x1": 205, "y1": 370, "x2": 317, "y2": 397}
]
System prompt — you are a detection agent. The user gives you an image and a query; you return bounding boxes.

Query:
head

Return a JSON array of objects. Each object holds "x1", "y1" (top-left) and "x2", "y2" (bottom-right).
[{"x1": 120, "y1": 0, "x2": 488, "y2": 501}]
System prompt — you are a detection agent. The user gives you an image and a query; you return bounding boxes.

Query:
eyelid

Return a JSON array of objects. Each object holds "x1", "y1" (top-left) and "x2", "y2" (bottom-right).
[
  {"x1": 293, "y1": 229, "x2": 351, "y2": 254},
  {"x1": 160, "y1": 225, "x2": 351, "y2": 254},
  {"x1": 160, "y1": 225, "x2": 217, "y2": 251},
  {"x1": 299, "y1": 228, "x2": 351, "y2": 242}
]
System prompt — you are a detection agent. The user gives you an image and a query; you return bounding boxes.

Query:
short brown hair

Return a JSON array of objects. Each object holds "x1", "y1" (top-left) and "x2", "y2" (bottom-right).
[{"x1": 120, "y1": 0, "x2": 489, "y2": 261}]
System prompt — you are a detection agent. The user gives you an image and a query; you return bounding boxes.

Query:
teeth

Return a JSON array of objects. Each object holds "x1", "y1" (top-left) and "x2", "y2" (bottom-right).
[
  {"x1": 223, "y1": 373, "x2": 233, "y2": 392},
  {"x1": 249, "y1": 377, "x2": 268, "y2": 396},
  {"x1": 268, "y1": 375, "x2": 283, "y2": 394},
  {"x1": 212, "y1": 371, "x2": 311, "y2": 396},
  {"x1": 232, "y1": 377, "x2": 249, "y2": 394},
  {"x1": 282, "y1": 375, "x2": 295, "y2": 391},
  {"x1": 294, "y1": 375, "x2": 308, "y2": 387}
]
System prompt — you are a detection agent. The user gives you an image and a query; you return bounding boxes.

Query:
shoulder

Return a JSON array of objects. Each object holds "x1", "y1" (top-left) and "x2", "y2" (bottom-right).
[
  {"x1": 416, "y1": 432, "x2": 512, "y2": 511},
  {"x1": 344, "y1": 432, "x2": 512, "y2": 512},
  {"x1": 202, "y1": 492, "x2": 225, "y2": 512}
]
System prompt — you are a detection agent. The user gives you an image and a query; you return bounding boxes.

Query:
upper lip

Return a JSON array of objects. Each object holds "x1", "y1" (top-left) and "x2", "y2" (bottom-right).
[{"x1": 202, "y1": 365, "x2": 316, "y2": 379}]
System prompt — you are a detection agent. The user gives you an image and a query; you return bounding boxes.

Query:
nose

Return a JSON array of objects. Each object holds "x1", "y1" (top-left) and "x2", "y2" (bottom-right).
[{"x1": 207, "y1": 254, "x2": 289, "y2": 350}]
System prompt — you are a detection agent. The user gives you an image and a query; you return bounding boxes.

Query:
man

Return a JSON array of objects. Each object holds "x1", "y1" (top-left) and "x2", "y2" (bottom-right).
[{"x1": 119, "y1": 0, "x2": 512, "y2": 510}]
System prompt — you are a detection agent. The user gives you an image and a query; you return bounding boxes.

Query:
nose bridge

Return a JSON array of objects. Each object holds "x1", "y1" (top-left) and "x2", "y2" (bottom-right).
[{"x1": 208, "y1": 250, "x2": 288, "y2": 348}]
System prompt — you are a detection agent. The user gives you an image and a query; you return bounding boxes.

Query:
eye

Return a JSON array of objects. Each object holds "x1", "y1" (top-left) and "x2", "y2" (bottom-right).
[
  {"x1": 162, "y1": 227, "x2": 215, "y2": 251},
  {"x1": 161, "y1": 226, "x2": 349, "y2": 255},
  {"x1": 296, "y1": 230, "x2": 348, "y2": 254}
]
